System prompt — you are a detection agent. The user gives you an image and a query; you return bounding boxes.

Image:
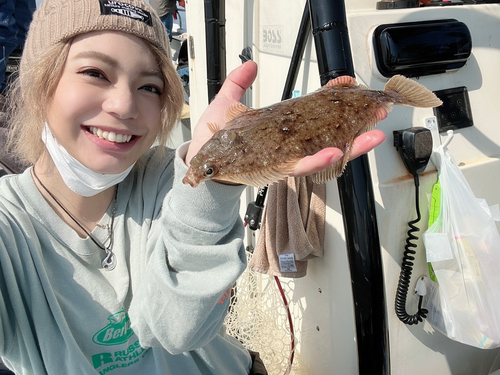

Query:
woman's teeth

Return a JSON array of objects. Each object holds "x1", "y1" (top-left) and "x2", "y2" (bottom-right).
[{"x1": 88, "y1": 126, "x2": 133, "y2": 143}]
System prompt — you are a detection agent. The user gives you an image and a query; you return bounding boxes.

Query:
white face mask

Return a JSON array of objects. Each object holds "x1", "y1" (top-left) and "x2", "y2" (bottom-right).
[{"x1": 41, "y1": 124, "x2": 135, "y2": 197}]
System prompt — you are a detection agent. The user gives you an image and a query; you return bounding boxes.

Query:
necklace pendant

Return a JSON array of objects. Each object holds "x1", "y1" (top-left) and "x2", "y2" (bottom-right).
[{"x1": 102, "y1": 249, "x2": 116, "y2": 271}]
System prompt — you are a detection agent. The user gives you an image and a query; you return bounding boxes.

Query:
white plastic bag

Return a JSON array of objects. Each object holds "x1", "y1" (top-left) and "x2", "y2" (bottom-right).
[{"x1": 423, "y1": 143, "x2": 500, "y2": 349}]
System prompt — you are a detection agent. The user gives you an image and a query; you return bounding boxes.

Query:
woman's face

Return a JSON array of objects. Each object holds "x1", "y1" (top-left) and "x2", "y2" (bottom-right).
[{"x1": 46, "y1": 31, "x2": 165, "y2": 174}]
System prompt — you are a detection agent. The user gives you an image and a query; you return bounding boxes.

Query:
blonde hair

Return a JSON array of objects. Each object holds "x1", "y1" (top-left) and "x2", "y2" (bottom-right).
[{"x1": 6, "y1": 36, "x2": 185, "y2": 166}]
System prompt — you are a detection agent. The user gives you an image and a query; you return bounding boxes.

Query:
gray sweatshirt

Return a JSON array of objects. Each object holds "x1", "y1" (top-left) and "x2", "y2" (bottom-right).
[{"x1": 0, "y1": 143, "x2": 252, "y2": 374}]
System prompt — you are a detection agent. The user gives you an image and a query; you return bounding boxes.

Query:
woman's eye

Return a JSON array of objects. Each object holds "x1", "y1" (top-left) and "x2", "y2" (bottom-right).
[
  {"x1": 141, "y1": 85, "x2": 162, "y2": 96},
  {"x1": 78, "y1": 69, "x2": 106, "y2": 80}
]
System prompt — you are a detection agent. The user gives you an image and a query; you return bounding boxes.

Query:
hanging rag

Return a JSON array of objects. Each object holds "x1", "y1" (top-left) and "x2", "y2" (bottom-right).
[{"x1": 248, "y1": 176, "x2": 326, "y2": 278}]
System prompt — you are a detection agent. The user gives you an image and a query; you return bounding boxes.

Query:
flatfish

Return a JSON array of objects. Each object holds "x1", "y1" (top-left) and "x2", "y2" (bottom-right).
[{"x1": 183, "y1": 75, "x2": 442, "y2": 187}]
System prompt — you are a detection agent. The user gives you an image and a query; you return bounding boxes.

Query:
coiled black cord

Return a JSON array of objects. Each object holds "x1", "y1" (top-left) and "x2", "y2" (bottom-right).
[{"x1": 395, "y1": 174, "x2": 429, "y2": 325}]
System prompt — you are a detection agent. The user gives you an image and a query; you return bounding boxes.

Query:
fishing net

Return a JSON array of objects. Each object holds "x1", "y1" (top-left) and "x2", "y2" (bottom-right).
[{"x1": 225, "y1": 251, "x2": 311, "y2": 375}]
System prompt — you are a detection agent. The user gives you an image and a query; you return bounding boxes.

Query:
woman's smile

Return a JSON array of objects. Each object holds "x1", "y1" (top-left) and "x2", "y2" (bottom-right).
[
  {"x1": 86, "y1": 126, "x2": 134, "y2": 143},
  {"x1": 82, "y1": 125, "x2": 141, "y2": 153}
]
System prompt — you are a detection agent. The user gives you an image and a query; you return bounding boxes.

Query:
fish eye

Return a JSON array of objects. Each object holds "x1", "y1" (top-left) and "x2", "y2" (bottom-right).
[{"x1": 202, "y1": 164, "x2": 218, "y2": 178}]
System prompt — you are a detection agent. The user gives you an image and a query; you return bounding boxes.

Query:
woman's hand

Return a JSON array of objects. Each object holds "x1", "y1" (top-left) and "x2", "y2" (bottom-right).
[{"x1": 185, "y1": 61, "x2": 386, "y2": 177}]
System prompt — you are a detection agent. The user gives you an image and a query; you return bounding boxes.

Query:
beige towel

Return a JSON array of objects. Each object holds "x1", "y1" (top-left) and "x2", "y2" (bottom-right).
[{"x1": 248, "y1": 176, "x2": 326, "y2": 278}]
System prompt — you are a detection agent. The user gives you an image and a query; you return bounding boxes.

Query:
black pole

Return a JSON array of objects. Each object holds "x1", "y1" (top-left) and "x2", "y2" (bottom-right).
[
  {"x1": 204, "y1": 0, "x2": 226, "y2": 102},
  {"x1": 308, "y1": 1, "x2": 390, "y2": 374},
  {"x1": 281, "y1": 2, "x2": 311, "y2": 101}
]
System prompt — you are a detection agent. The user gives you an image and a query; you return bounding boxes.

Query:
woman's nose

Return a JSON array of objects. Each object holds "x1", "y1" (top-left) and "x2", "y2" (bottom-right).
[{"x1": 102, "y1": 86, "x2": 139, "y2": 120}]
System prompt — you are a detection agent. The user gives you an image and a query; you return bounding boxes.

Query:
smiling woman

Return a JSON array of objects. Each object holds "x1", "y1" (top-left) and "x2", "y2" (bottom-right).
[{"x1": 0, "y1": 0, "x2": 260, "y2": 374}]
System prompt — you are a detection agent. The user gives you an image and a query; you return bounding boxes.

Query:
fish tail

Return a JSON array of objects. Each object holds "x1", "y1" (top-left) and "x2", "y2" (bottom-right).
[{"x1": 384, "y1": 75, "x2": 442, "y2": 108}]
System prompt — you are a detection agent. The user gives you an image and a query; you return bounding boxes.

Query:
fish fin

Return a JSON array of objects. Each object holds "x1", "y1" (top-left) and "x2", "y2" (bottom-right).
[
  {"x1": 325, "y1": 76, "x2": 357, "y2": 87},
  {"x1": 207, "y1": 122, "x2": 220, "y2": 134},
  {"x1": 376, "y1": 106, "x2": 389, "y2": 122},
  {"x1": 225, "y1": 102, "x2": 251, "y2": 123},
  {"x1": 220, "y1": 160, "x2": 299, "y2": 187},
  {"x1": 312, "y1": 148, "x2": 351, "y2": 183},
  {"x1": 384, "y1": 75, "x2": 442, "y2": 108}
]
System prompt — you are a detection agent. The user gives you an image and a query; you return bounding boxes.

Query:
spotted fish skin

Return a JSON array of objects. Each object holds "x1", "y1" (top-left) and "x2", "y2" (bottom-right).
[{"x1": 183, "y1": 75, "x2": 442, "y2": 187}]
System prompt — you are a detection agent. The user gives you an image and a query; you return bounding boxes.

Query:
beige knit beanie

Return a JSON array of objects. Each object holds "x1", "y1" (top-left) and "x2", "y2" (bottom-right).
[{"x1": 21, "y1": 0, "x2": 170, "y2": 77}]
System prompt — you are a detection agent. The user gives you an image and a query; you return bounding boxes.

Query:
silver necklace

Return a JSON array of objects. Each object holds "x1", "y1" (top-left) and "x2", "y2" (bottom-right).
[{"x1": 31, "y1": 166, "x2": 118, "y2": 271}]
